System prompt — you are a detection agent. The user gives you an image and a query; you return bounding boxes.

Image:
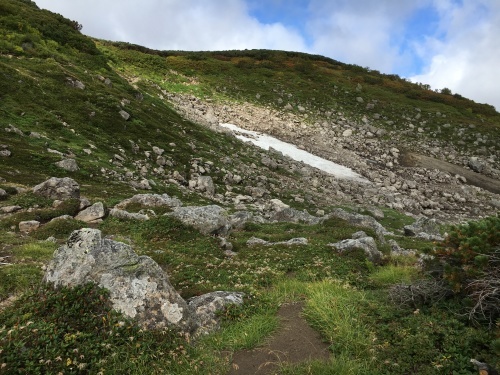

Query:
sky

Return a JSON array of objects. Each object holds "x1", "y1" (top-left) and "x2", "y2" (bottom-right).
[{"x1": 35, "y1": 0, "x2": 500, "y2": 111}]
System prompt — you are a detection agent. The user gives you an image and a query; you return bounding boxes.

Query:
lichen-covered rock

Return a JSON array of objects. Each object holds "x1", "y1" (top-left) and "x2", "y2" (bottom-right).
[
  {"x1": 271, "y1": 207, "x2": 321, "y2": 225},
  {"x1": 325, "y1": 208, "x2": 389, "y2": 242},
  {"x1": 19, "y1": 220, "x2": 40, "y2": 233},
  {"x1": 55, "y1": 158, "x2": 79, "y2": 172},
  {"x1": 115, "y1": 193, "x2": 182, "y2": 210},
  {"x1": 329, "y1": 236, "x2": 383, "y2": 263},
  {"x1": 33, "y1": 177, "x2": 80, "y2": 200},
  {"x1": 167, "y1": 205, "x2": 231, "y2": 236},
  {"x1": 404, "y1": 217, "x2": 443, "y2": 240},
  {"x1": 247, "y1": 237, "x2": 308, "y2": 247},
  {"x1": 43, "y1": 229, "x2": 192, "y2": 331},
  {"x1": 109, "y1": 208, "x2": 149, "y2": 221},
  {"x1": 188, "y1": 291, "x2": 244, "y2": 336},
  {"x1": 75, "y1": 202, "x2": 106, "y2": 223},
  {"x1": 196, "y1": 176, "x2": 215, "y2": 196}
]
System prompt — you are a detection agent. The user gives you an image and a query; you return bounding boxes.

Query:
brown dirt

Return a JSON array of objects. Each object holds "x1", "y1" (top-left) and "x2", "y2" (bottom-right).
[
  {"x1": 401, "y1": 152, "x2": 500, "y2": 195},
  {"x1": 227, "y1": 302, "x2": 330, "y2": 375}
]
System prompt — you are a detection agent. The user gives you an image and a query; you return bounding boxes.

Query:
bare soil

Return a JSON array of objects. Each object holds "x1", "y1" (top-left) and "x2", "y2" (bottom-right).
[
  {"x1": 401, "y1": 152, "x2": 500, "y2": 195},
  {"x1": 228, "y1": 302, "x2": 330, "y2": 375}
]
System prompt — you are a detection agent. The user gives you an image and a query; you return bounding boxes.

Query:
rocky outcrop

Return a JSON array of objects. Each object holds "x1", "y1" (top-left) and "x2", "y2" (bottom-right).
[
  {"x1": 33, "y1": 177, "x2": 80, "y2": 200},
  {"x1": 271, "y1": 207, "x2": 321, "y2": 225},
  {"x1": 328, "y1": 234, "x2": 382, "y2": 263},
  {"x1": 325, "y1": 208, "x2": 389, "y2": 242},
  {"x1": 19, "y1": 220, "x2": 40, "y2": 233},
  {"x1": 55, "y1": 158, "x2": 79, "y2": 172},
  {"x1": 74, "y1": 202, "x2": 106, "y2": 223},
  {"x1": 166, "y1": 205, "x2": 231, "y2": 236},
  {"x1": 246, "y1": 237, "x2": 308, "y2": 247},
  {"x1": 404, "y1": 217, "x2": 443, "y2": 241},
  {"x1": 188, "y1": 291, "x2": 244, "y2": 336},
  {"x1": 109, "y1": 208, "x2": 149, "y2": 221},
  {"x1": 43, "y1": 229, "x2": 243, "y2": 336},
  {"x1": 43, "y1": 228, "x2": 192, "y2": 331},
  {"x1": 115, "y1": 193, "x2": 182, "y2": 210}
]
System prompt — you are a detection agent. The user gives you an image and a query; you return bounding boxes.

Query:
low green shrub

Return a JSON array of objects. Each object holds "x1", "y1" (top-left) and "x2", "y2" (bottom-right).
[
  {"x1": 0, "y1": 283, "x2": 200, "y2": 374},
  {"x1": 430, "y1": 215, "x2": 500, "y2": 323}
]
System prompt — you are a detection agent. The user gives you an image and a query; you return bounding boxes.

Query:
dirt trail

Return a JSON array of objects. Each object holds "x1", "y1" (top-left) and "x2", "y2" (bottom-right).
[
  {"x1": 228, "y1": 302, "x2": 330, "y2": 375},
  {"x1": 401, "y1": 152, "x2": 500, "y2": 195}
]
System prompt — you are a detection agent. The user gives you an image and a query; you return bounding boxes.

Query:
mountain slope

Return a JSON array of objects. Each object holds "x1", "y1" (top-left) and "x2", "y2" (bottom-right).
[{"x1": 0, "y1": 2, "x2": 499, "y2": 374}]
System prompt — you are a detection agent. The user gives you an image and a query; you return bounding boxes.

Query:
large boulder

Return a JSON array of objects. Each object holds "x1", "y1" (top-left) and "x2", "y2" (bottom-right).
[
  {"x1": 74, "y1": 202, "x2": 106, "y2": 223},
  {"x1": 329, "y1": 236, "x2": 382, "y2": 263},
  {"x1": 55, "y1": 158, "x2": 79, "y2": 172},
  {"x1": 43, "y1": 229, "x2": 192, "y2": 331},
  {"x1": 166, "y1": 205, "x2": 231, "y2": 236},
  {"x1": 196, "y1": 176, "x2": 215, "y2": 196},
  {"x1": 188, "y1": 292, "x2": 244, "y2": 336},
  {"x1": 404, "y1": 217, "x2": 443, "y2": 241},
  {"x1": 271, "y1": 207, "x2": 321, "y2": 225},
  {"x1": 33, "y1": 177, "x2": 80, "y2": 200},
  {"x1": 325, "y1": 208, "x2": 389, "y2": 242},
  {"x1": 114, "y1": 193, "x2": 182, "y2": 210}
]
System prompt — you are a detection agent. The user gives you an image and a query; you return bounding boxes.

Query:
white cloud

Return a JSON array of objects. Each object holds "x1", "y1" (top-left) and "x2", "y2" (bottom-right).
[
  {"x1": 410, "y1": 0, "x2": 500, "y2": 110},
  {"x1": 34, "y1": 0, "x2": 307, "y2": 52},
  {"x1": 305, "y1": 1, "x2": 428, "y2": 73}
]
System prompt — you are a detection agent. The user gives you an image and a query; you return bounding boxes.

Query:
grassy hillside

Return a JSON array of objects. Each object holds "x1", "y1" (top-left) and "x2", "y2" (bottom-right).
[
  {"x1": 0, "y1": 1, "x2": 499, "y2": 374},
  {"x1": 99, "y1": 41, "x2": 499, "y2": 154}
]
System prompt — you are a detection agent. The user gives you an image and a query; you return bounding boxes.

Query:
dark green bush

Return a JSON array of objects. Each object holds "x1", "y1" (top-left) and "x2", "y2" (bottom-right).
[
  {"x1": 0, "y1": 283, "x2": 189, "y2": 374},
  {"x1": 430, "y1": 215, "x2": 500, "y2": 324}
]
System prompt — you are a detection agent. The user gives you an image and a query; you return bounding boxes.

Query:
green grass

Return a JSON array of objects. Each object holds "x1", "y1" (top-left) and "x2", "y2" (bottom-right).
[{"x1": 369, "y1": 264, "x2": 420, "y2": 286}]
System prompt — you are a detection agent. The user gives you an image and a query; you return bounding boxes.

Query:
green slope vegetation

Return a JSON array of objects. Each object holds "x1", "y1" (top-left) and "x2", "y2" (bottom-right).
[{"x1": 98, "y1": 41, "x2": 499, "y2": 153}]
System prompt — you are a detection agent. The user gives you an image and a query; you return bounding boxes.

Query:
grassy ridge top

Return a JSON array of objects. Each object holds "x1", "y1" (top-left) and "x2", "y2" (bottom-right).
[{"x1": 104, "y1": 41, "x2": 499, "y2": 119}]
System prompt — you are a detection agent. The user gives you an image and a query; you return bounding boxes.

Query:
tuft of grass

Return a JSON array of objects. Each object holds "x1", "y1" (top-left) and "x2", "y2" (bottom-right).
[
  {"x1": 14, "y1": 241, "x2": 57, "y2": 262},
  {"x1": 369, "y1": 264, "x2": 420, "y2": 286},
  {"x1": 303, "y1": 280, "x2": 375, "y2": 358}
]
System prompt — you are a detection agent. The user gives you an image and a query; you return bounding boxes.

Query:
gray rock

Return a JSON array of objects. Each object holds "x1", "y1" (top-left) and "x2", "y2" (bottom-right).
[
  {"x1": 468, "y1": 157, "x2": 484, "y2": 173},
  {"x1": 130, "y1": 179, "x2": 152, "y2": 190},
  {"x1": 247, "y1": 237, "x2": 308, "y2": 247},
  {"x1": 55, "y1": 158, "x2": 79, "y2": 172},
  {"x1": 188, "y1": 291, "x2": 244, "y2": 336},
  {"x1": 218, "y1": 237, "x2": 233, "y2": 251},
  {"x1": 19, "y1": 220, "x2": 40, "y2": 233},
  {"x1": 246, "y1": 237, "x2": 270, "y2": 246},
  {"x1": 352, "y1": 231, "x2": 368, "y2": 239},
  {"x1": 261, "y1": 156, "x2": 278, "y2": 170},
  {"x1": 342, "y1": 129, "x2": 353, "y2": 137},
  {"x1": 5, "y1": 124, "x2": 24, "y2": 136},
  {"x1": 0, "y1": 205, "x2": 22, "y2": 214},
  {"x1": 43, "y1": 229, "x2": 192, "y2": 331},
  {"x1": 229, "y1": 211, "x2": 254, "y2": 230},
  {"x1": 119, "y1": 110, "x2": 130, "y2": 120},
  {"x1": 33, "y1": 177, "x2": 80, "y2": 200},
  {"x1": 0, "y1": 150, "x2": 11, "y2": 157},
  {"x1": 269, "y1": 199, "x2": 290, "y2": 212},
  {"x1": 167, "y1": 205, "x2": 231, "y2": 236},
  {"x1": 404, "y1": 217, "x2": 441, "y2": 238},
  {"x1": 197, "y1": 176, "x2": 215, "y2": 196},
  {"x1": 0, "y1": 188, "x2": 7, "y2": 199},
  {"x1": 79, "y1": 197, "x2": 91, "y2": 210},
  {"x1": 109, "y1": 208, "x2": 149, "y2": 221},
  {"x1": 388, "y1": 239, "x2": 415, "y2": 257},
  {"x1": 115, "y1": 194, "x2": 182, "y2": 210},
  {"x1": 329, "y1": 237, "x2": 382, "y2": 263},
  {"x1": 325, "y1": 208, "x2": 389, "y2": 242},
  {"x1": 75, "y1": 202, "x2": 106, "y2": 223},
  {"x1": 271, "y1": 207, "x2": 321, "y2": 225}
]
